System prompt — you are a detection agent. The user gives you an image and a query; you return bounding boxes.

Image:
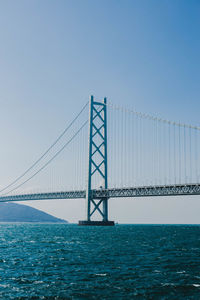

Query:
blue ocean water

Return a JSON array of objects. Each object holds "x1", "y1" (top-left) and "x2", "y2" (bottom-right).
[{"x1": 0, "y1": 224, "x2": 199, "y2": 299}]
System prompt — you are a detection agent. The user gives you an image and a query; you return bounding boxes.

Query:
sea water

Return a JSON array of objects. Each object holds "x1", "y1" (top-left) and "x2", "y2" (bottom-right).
[{"x1": 0, "y1": 224, "x2": 199, "y2": 299}]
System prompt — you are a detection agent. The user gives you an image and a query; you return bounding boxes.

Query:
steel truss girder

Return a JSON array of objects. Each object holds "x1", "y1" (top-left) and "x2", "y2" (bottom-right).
[
  {"x1": 1, "y1": 184, "x2": 200, "y2": 203},
  {"x1": 93, "y1": 184, "x2": 200, "y2": 198},
  {"x1": 0, "y1": 190, "x2": 86, "y2": 202}
]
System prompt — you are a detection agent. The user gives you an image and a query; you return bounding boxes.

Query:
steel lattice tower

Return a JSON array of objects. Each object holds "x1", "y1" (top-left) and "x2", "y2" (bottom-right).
[{"x1": 79, "y1": 96, "x2": 114, "y2": 226}]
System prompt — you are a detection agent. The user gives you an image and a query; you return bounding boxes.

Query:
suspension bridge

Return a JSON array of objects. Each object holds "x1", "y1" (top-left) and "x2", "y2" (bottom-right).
[{"x1": 0, "y1": 96, "x2": 200, "y2": 225}]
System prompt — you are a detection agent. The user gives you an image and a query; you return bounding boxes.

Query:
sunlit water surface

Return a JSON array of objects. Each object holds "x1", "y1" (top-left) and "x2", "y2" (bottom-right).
[{"x1": 0, "y1": 224, "x2": 199, "y2": 299}]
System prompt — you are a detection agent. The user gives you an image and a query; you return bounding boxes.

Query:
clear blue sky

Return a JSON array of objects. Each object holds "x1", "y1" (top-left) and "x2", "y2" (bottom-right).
[{"x1": 0, "y1": 0, "x2": 200, "y2": 223}]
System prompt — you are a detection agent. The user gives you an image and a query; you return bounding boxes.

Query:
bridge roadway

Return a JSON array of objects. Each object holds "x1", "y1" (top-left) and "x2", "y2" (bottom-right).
[{"x1": 0, "y1": 184, "x2": 200, "y2": 202}]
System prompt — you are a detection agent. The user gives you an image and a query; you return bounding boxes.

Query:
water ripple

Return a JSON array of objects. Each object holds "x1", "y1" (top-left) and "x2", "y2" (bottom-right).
[{"x1": 0, "y1": 224, "x2": 199, "y2": 298}]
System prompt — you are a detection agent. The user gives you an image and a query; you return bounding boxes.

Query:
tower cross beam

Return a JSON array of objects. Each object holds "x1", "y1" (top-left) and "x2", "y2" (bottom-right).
[
  {"x1": 90, "y1": 199, "x2": 104, "y2": 217},
  {"x1": 92, "y1": 123, "x2": 104, "y2": 140},
  {"x1": 93, "y1": 108, "x2": 104, "y2": 123},
  {"x1": 92, "y1": 141, "x2": 105, "y2": 157},
  {"x1": 93, "y1": 108, "x2": 104, "y2": 121},
  {"x1": 91, "y1": 159, "x2": 105, "y2": 178}
]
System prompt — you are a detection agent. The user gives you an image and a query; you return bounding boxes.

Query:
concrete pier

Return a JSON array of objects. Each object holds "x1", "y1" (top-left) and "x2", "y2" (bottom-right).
[{"x1": 78, "y1": 221, "x2": 115, "y2": 226}]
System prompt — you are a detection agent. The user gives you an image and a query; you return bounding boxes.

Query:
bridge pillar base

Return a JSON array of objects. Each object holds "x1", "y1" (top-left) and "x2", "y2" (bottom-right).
[{"x1": 78, "y1": 220, "x2": 115, "y2": 226}]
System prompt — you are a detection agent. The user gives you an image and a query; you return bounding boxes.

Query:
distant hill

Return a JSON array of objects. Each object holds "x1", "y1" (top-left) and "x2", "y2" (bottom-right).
[{"x1": 0, "y1": 202, "x2": 67, "y2": 223}]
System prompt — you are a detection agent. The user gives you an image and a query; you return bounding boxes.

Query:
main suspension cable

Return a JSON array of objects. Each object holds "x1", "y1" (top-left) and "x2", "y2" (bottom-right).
[
  {"x1": 108, "y1": 101, "x2": 200, "y2": 131},
  {"x1": 0, "y1": 102, "x2": 88, "y2": 193},
  {"x1": 2, "y1": 120, "x2": 88, "y2": 196}
]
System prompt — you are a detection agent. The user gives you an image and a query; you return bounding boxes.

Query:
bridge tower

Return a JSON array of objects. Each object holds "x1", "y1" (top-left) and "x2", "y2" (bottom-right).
[{"x1": 79, "y1": 96, "x2": 114, "y2": 226}]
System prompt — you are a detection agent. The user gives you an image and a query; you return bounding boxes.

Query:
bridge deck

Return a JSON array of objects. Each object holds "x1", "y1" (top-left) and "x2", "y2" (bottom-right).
[{"x1": 0, "y1": 184, "x2": 200, "y2": 202}]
